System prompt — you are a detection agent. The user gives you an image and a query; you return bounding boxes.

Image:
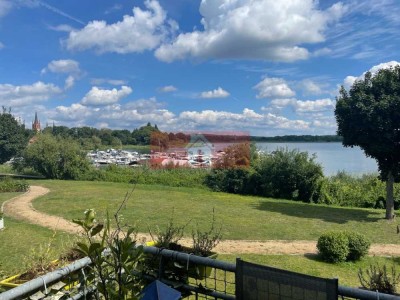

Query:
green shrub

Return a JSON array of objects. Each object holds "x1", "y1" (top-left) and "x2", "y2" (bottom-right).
[
  {"x1": 87, "y1": 165, "x2": 208, "y2": 188},
  {"x1": 318, "y1": 231, "x2": 371, "y2": 263},
  {"x1": 345, "y1": 231, "x2": 370, "y2": 261},
  {"x1": 254, "y1": 148, "x2": 323, "y2": 202},
  {"x1": 359, "y1": 264, "x2": 400, "y2": 294},
  {"x1": 317, "y1": 231, "x2": 349, "y2": 263},
  {"x1": 17, "y1": 134, "x2": 92, "y2": 180},
  {"x1": 205, "y1": 168, "x2": 252, "y2": 194},
  {"x1": 0, "y1": 177, "x2": 29, "y2": 192},
  {"x1": 316, "y1": 172, "x2": 400, "y2": 208}
]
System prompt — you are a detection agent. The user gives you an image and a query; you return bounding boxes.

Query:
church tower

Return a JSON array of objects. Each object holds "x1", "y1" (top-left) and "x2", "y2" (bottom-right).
[{"x1": 32, "y1": 112, "x2": 41, "y2": 132}]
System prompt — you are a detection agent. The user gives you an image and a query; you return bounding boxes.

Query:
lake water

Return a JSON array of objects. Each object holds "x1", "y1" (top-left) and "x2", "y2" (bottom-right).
[{"x1": 255, "y1": 142, "x2": 378, "y2": 176}]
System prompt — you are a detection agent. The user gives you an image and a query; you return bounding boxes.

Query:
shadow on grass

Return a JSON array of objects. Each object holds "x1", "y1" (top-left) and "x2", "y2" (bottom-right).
[
  {"x1": 304, "y1": 253, "x2": 324, "y2": 263},
  {"x1": 252, "y1": 200, "x2": 382, "y2": 224}
]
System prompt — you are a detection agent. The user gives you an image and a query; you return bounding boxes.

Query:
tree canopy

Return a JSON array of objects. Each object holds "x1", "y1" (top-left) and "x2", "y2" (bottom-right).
[
  {"x1": 19, "y1": 134, "x2": 92, "y2": 179},
  {"x1": 0, "y1": 109, "x2": 28, "y2": 164},
  {"x1": 335, "y1": 66, "x2": 400, "y2": 219}
]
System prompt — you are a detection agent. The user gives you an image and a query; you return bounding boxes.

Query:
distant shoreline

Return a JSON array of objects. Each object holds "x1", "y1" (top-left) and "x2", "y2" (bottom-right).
[{"x1": 250, "y1": 135, "x2": 342, "y2": 143}]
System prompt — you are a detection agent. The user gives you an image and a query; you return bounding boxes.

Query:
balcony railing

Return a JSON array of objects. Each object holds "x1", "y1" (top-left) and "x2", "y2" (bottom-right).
[{"x1": 0, "y1": 246, "x2": 399, "y2": 300}]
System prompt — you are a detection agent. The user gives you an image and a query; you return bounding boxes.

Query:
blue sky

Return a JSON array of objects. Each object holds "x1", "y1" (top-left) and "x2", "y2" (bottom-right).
[{"x1": 0, "y1": 0, "x2": 399, "y2": 136}]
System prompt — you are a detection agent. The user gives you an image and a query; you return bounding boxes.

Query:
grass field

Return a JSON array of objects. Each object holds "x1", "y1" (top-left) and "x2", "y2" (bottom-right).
[
  {"x1": 1, "y1": 183, "x2": 400, "y2": 289},
  {"x1": 32, "y1": 180, "x2": 400, "y2": 244},
  {"x1": 0, "y1": 196, "x2": 73, "y2": 277},
  {"x1": 0, "y1": 192, "x2": 19, "y2": 203}
]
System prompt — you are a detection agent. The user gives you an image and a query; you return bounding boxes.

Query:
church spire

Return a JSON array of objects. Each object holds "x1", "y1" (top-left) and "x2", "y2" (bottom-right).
[{"x1": 32, "y1": 112, "x2": 41, "y2": 132}]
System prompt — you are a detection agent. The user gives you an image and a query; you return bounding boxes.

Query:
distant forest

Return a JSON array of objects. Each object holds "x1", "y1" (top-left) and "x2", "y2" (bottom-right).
[{"x1": 34, "y1": 122, "x2": 342, "y2": 150}]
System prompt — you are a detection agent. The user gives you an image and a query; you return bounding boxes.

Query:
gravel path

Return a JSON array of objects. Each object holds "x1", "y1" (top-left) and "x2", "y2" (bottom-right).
[{"x1": 3, "y1": 186, "x2": 400, "y2": 256}]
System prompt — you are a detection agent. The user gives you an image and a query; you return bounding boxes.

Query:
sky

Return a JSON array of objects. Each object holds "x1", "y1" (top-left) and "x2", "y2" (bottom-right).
[{"x1": 0, "y1": 0, "x2": 399, "y2": 136}]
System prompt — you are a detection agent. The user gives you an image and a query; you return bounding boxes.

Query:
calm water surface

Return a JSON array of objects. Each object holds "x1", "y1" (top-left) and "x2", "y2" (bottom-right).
[{"x1": 256, "y1": 142, "x2": 377, "y2": 176}]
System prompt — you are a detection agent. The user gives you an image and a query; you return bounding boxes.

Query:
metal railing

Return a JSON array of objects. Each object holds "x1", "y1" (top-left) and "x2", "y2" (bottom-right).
[{"x1": 1, "y1": 246, "x2": 399, "y2": 300}]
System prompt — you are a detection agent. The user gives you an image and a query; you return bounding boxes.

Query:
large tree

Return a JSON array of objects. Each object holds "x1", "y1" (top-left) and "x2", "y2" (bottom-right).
[
  {"x1": 20, "y1": 134, "x2": 91, "y2": 179},
  {"x1": 0, "y1": 108, "x2": 28, "y2": 164},
  {"x1": 335, "y1": 66, "x2": 400, "y2": 219}
]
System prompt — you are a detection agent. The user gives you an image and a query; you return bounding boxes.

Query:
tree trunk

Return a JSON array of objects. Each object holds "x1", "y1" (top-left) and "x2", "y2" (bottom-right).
[{"x1": 386, "y1": 171, "x2": 395, "y2": 220}]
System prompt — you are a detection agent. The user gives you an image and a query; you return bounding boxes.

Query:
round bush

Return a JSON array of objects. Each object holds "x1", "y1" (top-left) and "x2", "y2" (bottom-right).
[
  {"x1": 317, "y1": 232, "x2": 349, "y2": 263},
  {"x1": 345, "y1": 231, "x2": 370, "y2": 261}
]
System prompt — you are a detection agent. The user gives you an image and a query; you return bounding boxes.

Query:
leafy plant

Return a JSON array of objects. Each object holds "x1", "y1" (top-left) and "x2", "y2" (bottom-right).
[
  {"x1": 21, "y1": 231, "x2": 59, "y2": 279},
  {"x1": 149, "y1": 210, "x2": 190, "y2": 248},
  {"x1": 0, "y1": 177, "x2": 29, "y2": 192},
  {"x1": 72, "y1": 208, "x2": 144, "y2": 300},
  {"x1": 359, "y1": 264, "x2": 400, "y2": 294},
  {"x1": 317, "y1": 231, "x2": 349, "y2": 263},
  {"x1": 345, "y1": 231, "x2": 370, "y2": 261},
  {"x1": 191, "y1": 209, "x2": 222, "y2": 256}
]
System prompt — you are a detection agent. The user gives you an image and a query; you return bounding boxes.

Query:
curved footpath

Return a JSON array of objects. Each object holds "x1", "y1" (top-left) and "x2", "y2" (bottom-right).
[{"x1": 2, "y1": 186, "x2": 400, "y2": 256}]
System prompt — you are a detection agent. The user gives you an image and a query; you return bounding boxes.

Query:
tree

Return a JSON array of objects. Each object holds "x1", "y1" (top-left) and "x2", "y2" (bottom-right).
[
  {"x1": 0, "y1": 109, "x2": 28, "y2": 164},
  {"x1": 335, "y1": 66, "x2": 400, "y2": 219},
  {"x1": 254, "y1": 148, "x2": 323, "y2": 202},
  {"x1": 20, "y1": 134, "x2": 91, "y2": 179}
]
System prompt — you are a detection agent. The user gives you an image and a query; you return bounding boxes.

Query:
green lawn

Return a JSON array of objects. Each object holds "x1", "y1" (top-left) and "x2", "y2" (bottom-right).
[
  {"x1": 0, "y1": 194, "x2": 73, "y2": 277},
  {"x1": 1, "y1": 183, "x2": 400, "y2": 290},
  {"x1": 220, "y1": 254, "x2": 399, "y2": 288},
  {"x1": 32, "y1": 180, "x2": 400, "y2": 244},
  {"x1": 0, "y1": 192, "x2": 19, "y2": 204}
]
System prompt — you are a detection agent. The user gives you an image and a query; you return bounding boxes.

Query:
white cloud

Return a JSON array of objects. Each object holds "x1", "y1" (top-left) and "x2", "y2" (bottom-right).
[
  {"x1": 312, "y1": 119, "x2": 336, "y2": 129},
  {"x1": 105, "y1": 4, "x2": 122, "y2": 15},
  {"x1": 65, "y1": 0, "x2": 176, "y2": 54},
  {"x1": 254, "y1": 77, "x2": 295, "y2": 99},
  {"x1": 368, "y1": 61, "x2": 400, "y2": 76},
  {"x1": 91, "y1": 78, "x2": 127, "y2": 86},
  {"x1": 55, "y1": 103, "x2": 93, "y2": 121},
  {"x1": 0, "y1": 81, "x2": 62, "y2": 107},
  {"x1": 53, "y1": 98, "x2": 174, "y2": 128},
  {"x1": 343, "y1": 76, "x2": 357, "y2": 90},
  {"x1": 342, "y1": 61, "x2": 400, "y2": 89},
  {"x1": 312, "y1": 47, "x2": 332, "y2": 57},
  {"x1": 0, "y1": 42, "x2": 4, "y2": 49},
  {"x1": 81, "y1": 86, "x2": 132, "y2": 106},
  {"x1": 270, "y1": 98, "x2": 334, "y2": 113},
  {"x1": 299, "y1": 79, "x2": 324, "y2": 95},
  {"x1": 64, "y1": 75, "x2": 75, "y2": 89},
  {"x1": 48, "y1": 24, "x2": 76, "y2": 32},
  {"x1": 295, "y1": 99, "x2": 335, "y2": 112},
  {"x1": 42, "y1": 59, "x2": 81, "y2": 74},
  {"x1": 155, "y1": 0, "x2": 346, "y2": 62},
  {"x1": 179, "y1": 109, "x2": 309, "y2": 130},
  {"x1": 200, "y1": 87, "x2": 230, "y2": 99},
  {"x1": 124, "y1": 97, "x2": 164, "y2": 114},
  {"x1": 50, "y1": 98, "x2": 314, "y2": 134},
  {"x1": 0, "y1": 0, "x2": 12, "y2": 18},
  {"x1": 158, "y1": 85, "x2": 177, "y2": 93}
]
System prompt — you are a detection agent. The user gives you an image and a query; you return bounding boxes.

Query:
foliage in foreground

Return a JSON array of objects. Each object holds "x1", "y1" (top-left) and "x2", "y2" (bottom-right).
[
  {"x1": 0, "y1": 177, "x2": 29, "y2": 193},
  {"x1": 73, "y1": 209, "x2": 144, "y2": 300},
  {"x1": 317, "y1": 231, "x2": 370, "y2": 263},
  {"x1": 359, "y1": 264, "x2": 400, "y2": 295},
  {"x1": 149, "y1": 209, "x2": 222, "y2": 257}
]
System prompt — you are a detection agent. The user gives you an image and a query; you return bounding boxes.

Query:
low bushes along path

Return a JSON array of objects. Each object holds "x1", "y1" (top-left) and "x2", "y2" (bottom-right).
[{"x1": 3, "y1": 186, "x2": 400, "y2": 256}]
